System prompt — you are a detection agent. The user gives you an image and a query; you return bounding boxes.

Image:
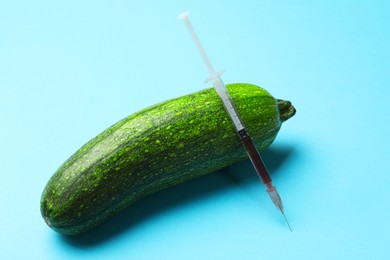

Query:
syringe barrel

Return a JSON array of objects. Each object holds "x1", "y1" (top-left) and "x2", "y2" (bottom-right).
[{"x1": 239, "y1": 129, "x2": 273, "y2": 184}]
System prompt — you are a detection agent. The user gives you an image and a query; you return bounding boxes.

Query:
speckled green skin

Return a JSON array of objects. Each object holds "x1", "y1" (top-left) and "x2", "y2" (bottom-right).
[{"x1": 40, "y1": 83, "x2": 295, "y2": 235}]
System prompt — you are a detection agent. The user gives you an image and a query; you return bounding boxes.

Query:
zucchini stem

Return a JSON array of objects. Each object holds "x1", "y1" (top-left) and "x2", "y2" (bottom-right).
[{"x1": 277, "y1": 99, "x2": 296, "y2": 122}]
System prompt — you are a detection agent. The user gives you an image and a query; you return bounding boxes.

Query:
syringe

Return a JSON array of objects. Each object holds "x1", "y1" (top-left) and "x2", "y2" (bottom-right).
[{"x1": 178, "y1": 12, "x2": 292, "y2": 231}]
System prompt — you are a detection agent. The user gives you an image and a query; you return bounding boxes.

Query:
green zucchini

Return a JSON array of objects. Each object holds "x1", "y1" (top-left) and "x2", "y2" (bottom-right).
[{"x1": 40, "y1": 83, "x2": 296, "y2": 235}]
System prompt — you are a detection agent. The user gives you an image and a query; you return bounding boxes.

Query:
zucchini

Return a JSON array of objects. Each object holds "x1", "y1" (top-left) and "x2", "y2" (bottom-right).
[{"x1": 40, "y1": 83, "x2": 296, "y2": 235}]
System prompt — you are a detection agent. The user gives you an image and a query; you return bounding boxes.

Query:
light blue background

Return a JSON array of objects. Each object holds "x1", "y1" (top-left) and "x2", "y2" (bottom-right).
[{"x1": 1, "y1": 1, "x2": 389, "y2": 259}]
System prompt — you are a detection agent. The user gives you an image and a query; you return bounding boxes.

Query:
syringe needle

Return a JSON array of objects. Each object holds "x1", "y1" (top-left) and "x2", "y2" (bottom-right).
[
  {"x1": 266, "y1": 184, "x2": 292, "y2": 232},
  {"x1": 281, "y1": 210, "x2": 293, "y2": 232}
]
